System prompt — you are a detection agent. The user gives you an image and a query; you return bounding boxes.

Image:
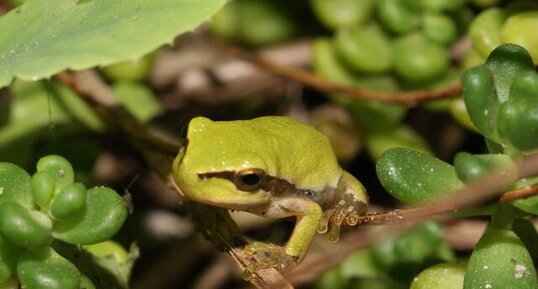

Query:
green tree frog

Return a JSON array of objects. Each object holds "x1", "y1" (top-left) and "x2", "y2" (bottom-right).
[{"x1": 172, "y1": 116, "x2": 368, "y2": 277}]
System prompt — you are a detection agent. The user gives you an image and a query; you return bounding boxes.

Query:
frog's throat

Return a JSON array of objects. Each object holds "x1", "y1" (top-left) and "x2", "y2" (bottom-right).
[{"x1": 198, "y1": 171, "x2": 318, "y2": 197}]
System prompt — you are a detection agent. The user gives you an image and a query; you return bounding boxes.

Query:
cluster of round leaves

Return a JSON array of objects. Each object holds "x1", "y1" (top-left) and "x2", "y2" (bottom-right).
[
  {"x1": 311, "y1": 0, "x2": 468, "y2": 86},
  {"x1": 375, "y1": 44, "x2": 538, "y2": 288},
  {"x1": 470, "y1": 2, "x2": 538, "y2": 64},
  {"x1": 0, "y1": 155, "x2": 128, "y2": 289}
]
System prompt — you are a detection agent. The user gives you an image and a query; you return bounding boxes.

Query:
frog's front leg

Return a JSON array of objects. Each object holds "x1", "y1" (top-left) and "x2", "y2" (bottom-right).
[
  {"x1": 243, "y1": 198, "x2": 322, "y2": 279},
  {"x1": 318, "y1": 171, "x2": 368, "y2": 242}
]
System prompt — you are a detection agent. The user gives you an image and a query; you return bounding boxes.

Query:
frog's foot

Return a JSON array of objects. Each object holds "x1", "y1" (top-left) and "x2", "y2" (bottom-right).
[
  {"x1": 317, "y1": 195, "x2": 367, "y2": 242},
  {"x1": 242, "y1": 241, "x2": 297, "y2": 280}
]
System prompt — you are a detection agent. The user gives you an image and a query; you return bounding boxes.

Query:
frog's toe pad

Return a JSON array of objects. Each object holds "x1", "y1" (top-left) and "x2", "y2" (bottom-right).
[{"x1": 242, "y1": 242, "x2": 296, "y2": 280}]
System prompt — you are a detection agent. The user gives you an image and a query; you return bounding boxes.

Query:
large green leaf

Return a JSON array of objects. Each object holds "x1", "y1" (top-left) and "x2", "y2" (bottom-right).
[{"x1": 0, "y1": 0, "x2": 225, "y2": 88}]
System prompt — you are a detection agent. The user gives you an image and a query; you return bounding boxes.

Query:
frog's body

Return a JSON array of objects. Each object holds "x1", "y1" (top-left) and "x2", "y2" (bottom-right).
[{"x1": 173, "y1": 116, "x2": 368, "y2": 275}]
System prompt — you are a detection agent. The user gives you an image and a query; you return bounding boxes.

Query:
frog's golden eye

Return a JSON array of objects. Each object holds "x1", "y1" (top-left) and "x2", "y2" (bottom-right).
[{"x1": 235, "y1": 169, "x2": 265, "y2": 191}]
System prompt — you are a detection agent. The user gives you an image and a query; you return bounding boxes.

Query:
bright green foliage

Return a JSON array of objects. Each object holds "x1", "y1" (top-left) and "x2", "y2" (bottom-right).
[
  {"x1": 0, "y1": 155, "x2": 129, "y2": 288},
  {"x1": 376, "y1": 148, "x2": 463, "y2": 205},
  {"x1": 0, "y1": 0, "x2": 226, "y2": 88},
  {"x1": 464, "y1": 226, "x2": 538, "y2": 289}
]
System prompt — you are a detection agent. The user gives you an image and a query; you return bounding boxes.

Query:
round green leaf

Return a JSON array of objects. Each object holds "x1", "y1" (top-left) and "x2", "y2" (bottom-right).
[
  {"x1": 454, "y1": 152, "x2": 515, "y2": 183},
  {"x1": 461, "y1": 65, "x2": 501, "y2": 141},
  {"x1": 376, "y1": 148, "x2": 463, "y2": 205},
  {"x1": 0, "y1": 163, "x2": 33, "y2": 208},
  {"x1": 36, "y1": 155, "x2": 75, "y2": 195},
  {"x1": 49, "y1": 183, "x2": 87, "y2": 220},
  {"x1": 310, "y1": 0, "x2": 374, "y2": 29},
  {"x1": 464, "y1": 227, "x2": 538, "y2": 289},
  {"x1": 366, "y1": 126, "x2": 431, "y2": 161},
  {"x1": 411, "y1": 262, "x2": 465, "y2": 289},
  {"x1": 17, "y1": 248, "x2": 80, "y2": 289},
  {"x1": 377, "y1": 0, "x2": 420, "y2": 35},
  {"x1": 0, "y1": 201, "x2": 52, "y2": 248},
  {"x1": 31, "y1": 171, "x2": 56, "y2": 209},
  {"x1": 53, "y1": 187, "x2": 127, "y2": 245},
  {"x1": 0, "y1": 238, "x2": 23, "y2": 284},
  {"x1": 423, "y1": 13, "x2": 457, "y2": 45},
  {"x1": 334, "y1": 23, "x2": 393, "y2": 73},
  {"x1": 393, "y1": 34, "x2": 449, "y2": 83},
  {"x1": 498, "y1": 70, "x2": 538, "y2": 152},
  {"x1": 502, "y1": 11, "x2": 538, "y2": 64},
  {"x1": 485, "y1": 43, "x2": 535, "y2": 103},
  {"x1": 469, "y1": 8, "x2": 507, "y2": 59},
  {"x1": 0, "y1": 0, "x2": 226, "y2": 88}
]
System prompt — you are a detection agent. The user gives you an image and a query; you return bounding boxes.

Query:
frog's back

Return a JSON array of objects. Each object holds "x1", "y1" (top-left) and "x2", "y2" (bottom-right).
[{"x1": 185, "y1": 116, "x2": 342, "y2": 191}]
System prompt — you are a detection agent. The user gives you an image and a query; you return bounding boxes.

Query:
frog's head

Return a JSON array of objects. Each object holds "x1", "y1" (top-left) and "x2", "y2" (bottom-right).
[{"x1": 173, "y1": 117, "x2": 272, "y2": 210}]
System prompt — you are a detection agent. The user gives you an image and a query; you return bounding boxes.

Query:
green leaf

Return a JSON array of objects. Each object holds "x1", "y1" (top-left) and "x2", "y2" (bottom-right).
[
  {"x1": 411, "y1": 262, "x2": 465, "y2": 289},
  {"x1": 0, "y1": 201, "x2": 52, "y2": 248},
  {"x1": 461, "y1": 65, "x2": 500, "y2": 141},
  {"x1": 112, "y1": 81, "x2": 162, "y2": 124},
  {"x1": 513, "y1": 218, "x2": 538, "y2": 263},
  {"x1": 340, "y1": 250, "x2": 382, "y2": 279},
  {"x1": 0, "y1": 0, "x2": 226, "y2": 88},
  {"x1": 0, "y1": 163, "x2": 33, "y2": 208},
  {"x1": 310, "y1": 0, "x2": 374, "y2": 29},
  {"x1": 454, "y1": 152, "x2": 514, "y2": 183},
  {"x1": 376, "y1": 148, "x2": 463, "y2": 205},
  {"x1": 366, "y1": 125, "x2": 432, "y2": 161},
  {"x1": 17, "y1": 248, "x2": 80, "y2": 289},
  {"x1": 0, "y1": 238, "x2": 23, "y2": 284},
  {"x1": 511, "y1": 177, "x2": 538, "y2": 215},
  {"x1": 53, "y1": 187, "x2": 127, "y2": 245},
  {"x1": 49, "y1": 183, "x2": 87, "y2": 219},
  {"x1": 464, "y1": 227, "x2": 538, "y2": 289},
  {"x1": 469, "y1": 8, "x2": 507, "y2": 58},
  {"x1": 36, "y1": 155, "x2": 75, "y2": 195},
  {"x1": 485, "y1": 43, "x2": 535, "y2": 103},
  {"x1": 498, "y1": 70, "x2": 538, "y2": 152}
]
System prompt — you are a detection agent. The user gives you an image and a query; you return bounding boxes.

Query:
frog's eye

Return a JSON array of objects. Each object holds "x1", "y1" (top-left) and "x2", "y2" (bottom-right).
[{"x1": 234, "y1": 169, "x2": 265, "y2": 191}]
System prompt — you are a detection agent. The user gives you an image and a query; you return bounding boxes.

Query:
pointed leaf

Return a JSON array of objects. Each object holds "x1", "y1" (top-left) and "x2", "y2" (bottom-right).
[{"x1": 0, "y1": 0, "x2": 226, "y2": 88}]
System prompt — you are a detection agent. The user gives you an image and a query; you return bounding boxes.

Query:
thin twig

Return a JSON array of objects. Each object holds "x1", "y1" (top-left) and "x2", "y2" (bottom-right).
[
  {"x1": 216, "y1": 41, "x2": 462, "y2": 106},
  {"x1": 500, "y1": 183, "x2": 538, "y2": 202}
]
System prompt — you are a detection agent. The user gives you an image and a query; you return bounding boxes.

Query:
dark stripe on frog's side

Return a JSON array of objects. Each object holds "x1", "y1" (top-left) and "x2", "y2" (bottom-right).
[{"x1": 198, "y1": 171, "x2": 317, "y2": 197}]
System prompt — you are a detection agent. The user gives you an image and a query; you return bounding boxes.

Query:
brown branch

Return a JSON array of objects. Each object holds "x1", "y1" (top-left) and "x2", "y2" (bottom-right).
[
  {"x1": 216, "y1": 41, "x2": 462, "y2": 106},
  {"x1": 500, "y1": 183, "x2": 538, "y2": 202}
]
